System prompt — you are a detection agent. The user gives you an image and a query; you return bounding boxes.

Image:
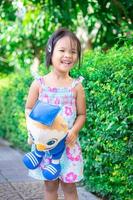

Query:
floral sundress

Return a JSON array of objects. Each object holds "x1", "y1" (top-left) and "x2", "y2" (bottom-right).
[{"x1": 29, "y1": 76, "x2": 84, "y2": 183}]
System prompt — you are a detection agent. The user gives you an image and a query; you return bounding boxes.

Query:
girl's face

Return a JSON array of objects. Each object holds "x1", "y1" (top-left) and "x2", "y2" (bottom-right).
[{"x1": 51, "y1": 36, "x2": 78, "y2": 73}]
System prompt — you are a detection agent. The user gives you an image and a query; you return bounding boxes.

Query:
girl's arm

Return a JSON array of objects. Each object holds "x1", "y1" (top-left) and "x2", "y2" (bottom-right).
[
  {"x1": 66, "y1": 83, "x2": 86, "y2": 145},
  {"x1": 25, "y1": 80, "x2": 40, "y2": 144},
  {"x1": 25, "y1": 80, "x2": 40, "y2": 115}
]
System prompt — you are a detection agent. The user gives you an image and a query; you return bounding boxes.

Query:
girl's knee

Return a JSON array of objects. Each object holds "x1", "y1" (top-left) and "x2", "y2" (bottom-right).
[
  {"x1": 61, "y1": 182, "x2": 77, "y2": 193},
  {"x1": 44, "y1": 180, "x2": 59, "y2": 192}
]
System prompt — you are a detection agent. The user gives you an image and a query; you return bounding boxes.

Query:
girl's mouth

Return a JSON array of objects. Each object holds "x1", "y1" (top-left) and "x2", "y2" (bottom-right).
[{"x1": 61, "y1": 60, "x2": 72, "y2": 66}]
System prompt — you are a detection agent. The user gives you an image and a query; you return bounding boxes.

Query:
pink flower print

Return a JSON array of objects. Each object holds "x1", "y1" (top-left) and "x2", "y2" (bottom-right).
[
  {"x1": 66, "y1": 144, "x2": 81, "y2": 161},
  {"x1": 69, "y1": 99, "x2": 73, "y2": 106},
  {"x1": 54, "y1": 97, "x2": 60, "y2": 105},
  {"x1": 43, "y1": 94, "x2": 49, "y2": 103},
  {"x1": 64, "y1": 106, "x2": 72, "y2": 116},
  {"x1": 63, "y1": 95, "x2": 69, "y2": 104},
  {"x1": 39, "y1": 157, "x2": 52, "y2": 169},
  {"x1": 49, "y1": 87, "x2": 57, "y2": 93},
  {"x1": 65, "y1": 172, "x2": 77, "y2": 183},
  {"x1": 40, "y1": 77, "x2": 44, "y2": 84},
  {"x1": 70, "y1": 99, "x2": 76, "y2": 111}
]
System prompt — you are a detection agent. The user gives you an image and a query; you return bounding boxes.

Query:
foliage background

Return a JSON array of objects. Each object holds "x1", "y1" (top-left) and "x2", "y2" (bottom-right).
[
  {"x1": 0, "y1": 0, "x2": 133, "y2": 73},
  {"x1": 0, "y1": 1, "x2": 133, "y2": 200}
]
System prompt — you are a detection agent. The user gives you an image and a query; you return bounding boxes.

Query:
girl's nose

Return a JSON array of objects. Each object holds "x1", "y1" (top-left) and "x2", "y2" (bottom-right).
[
  {"x1": 64, "y1": 51, "x2": 72, "y2": 58},
  {"x1": 36, "y1": 144, "x2": 46, "y2": 151}
]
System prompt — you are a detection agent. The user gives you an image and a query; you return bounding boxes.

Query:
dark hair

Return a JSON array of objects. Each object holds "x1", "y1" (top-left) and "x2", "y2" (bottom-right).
[{"x1": 45, "y1": 27, "x2": 81, "y2": 68}]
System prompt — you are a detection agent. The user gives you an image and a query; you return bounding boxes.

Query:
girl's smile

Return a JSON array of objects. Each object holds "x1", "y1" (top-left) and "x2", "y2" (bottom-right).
[{"x1": 60, "y1": 59, "x2": 72, "y2": 68}]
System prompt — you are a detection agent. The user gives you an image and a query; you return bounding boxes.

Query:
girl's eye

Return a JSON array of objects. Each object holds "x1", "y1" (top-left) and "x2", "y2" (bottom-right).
[
  {"x1": 59, "y1": 50, "x2": 64, "y2": 52},
  {"x1": 72, "y1": 51, "x2": 77, "y2": 54},
  {"x1": 47, "y1": 138, "x2": 57, "y2": 146}
]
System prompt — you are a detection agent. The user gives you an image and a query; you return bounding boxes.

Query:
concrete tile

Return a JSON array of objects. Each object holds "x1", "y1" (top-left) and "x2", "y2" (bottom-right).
[
  {"x1": 11, "y1": 182, "x2": 44, "y2": 199},
  {"x1": 0, "y1": 183, "x2": 23, "y2": 200}
]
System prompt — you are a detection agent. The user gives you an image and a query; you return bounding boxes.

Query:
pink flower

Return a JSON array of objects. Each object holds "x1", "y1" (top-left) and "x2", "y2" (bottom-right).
[
  {"x1": 65, "y1": 172, "x2": 77, "y2": 183},
  {"x1": 63, "y1": 95, "x2": 69, "y2": 104},
  {"x1": 49, "y1": 87, "x2": 57, "y2": 93},
  {"x1": 39, "y1": 157, "x2": 52, "y2": 169},
  {"x1": 66, "y1": 145, "x2": 81, "y2": 161},
  {"x1": 64, "y1": 106, "x2": 72, "y2": 116},
  {"x1": 43, "y1": 94, "x2": 49, "y2": 103},
  {"x1": 54, "y1": 97, "x2": 60, "y2": 105}
]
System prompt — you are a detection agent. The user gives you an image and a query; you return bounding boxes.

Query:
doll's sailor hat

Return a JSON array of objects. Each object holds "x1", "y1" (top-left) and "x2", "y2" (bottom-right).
[{"x1": 29, "y1": 100, "x2": 61, "y2": 126}]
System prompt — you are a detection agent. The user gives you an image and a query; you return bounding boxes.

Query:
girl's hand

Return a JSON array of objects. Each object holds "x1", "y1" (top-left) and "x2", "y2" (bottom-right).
[{"x1": 66, "y1": 129, "x2": 78, "y2": 146}]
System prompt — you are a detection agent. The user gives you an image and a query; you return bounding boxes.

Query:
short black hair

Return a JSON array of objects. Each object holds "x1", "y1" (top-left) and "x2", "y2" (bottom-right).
[{"x1": 45, "y1": 27, "x2": 81, "y2": 68}]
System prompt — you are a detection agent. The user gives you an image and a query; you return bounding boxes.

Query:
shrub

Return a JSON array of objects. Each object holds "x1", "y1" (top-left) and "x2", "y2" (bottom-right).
[
  {"x1": 0, "y1": 71, "x2": 31, "y2": 151},
  {"x1": 75, "y1": 44, "x2": 132, "y2": 200}
]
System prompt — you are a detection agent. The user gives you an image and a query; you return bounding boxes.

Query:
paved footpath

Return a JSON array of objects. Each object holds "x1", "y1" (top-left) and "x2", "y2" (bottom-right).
[{"x1": 0, "y1": 138, "x2": 100, "y2": 200}]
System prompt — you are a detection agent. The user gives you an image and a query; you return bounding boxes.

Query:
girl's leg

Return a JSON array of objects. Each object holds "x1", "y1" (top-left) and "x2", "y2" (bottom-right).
[
  {"x1": 44, "y1": 179, "x2": 59, "y2": 200},
  {"x1": 60, "y1": 180, "x2": 78, "y2": 200}
]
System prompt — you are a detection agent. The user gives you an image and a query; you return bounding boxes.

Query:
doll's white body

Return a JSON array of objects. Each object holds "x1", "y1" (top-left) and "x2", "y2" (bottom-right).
[{"x1": 23, "y1": 113, "x2": 68, "y2": 180}]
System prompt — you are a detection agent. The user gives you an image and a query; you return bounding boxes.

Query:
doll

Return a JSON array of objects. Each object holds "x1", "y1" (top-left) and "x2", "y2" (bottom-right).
[{"x1": 23, "y1": 100, "x2": 68, "y2": 180}]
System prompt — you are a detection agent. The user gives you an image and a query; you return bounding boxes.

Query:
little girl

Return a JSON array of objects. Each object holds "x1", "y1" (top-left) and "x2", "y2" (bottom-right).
[{"x1": 25, "y1": 28, "x2": 86, "y2": 200}]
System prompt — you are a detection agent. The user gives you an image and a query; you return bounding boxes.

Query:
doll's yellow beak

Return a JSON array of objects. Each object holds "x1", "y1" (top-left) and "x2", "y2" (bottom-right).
[{"x1": 36, "y1": 144, "x2": 46, "y2": 151}]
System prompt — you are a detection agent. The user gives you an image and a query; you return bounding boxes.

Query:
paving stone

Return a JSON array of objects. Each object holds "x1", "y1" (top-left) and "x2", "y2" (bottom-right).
[
  {"x1": 0, "y1": 160, "x2": 24, "y2": 170},
  {"x1": 77, "y1": 186, "x2": 99, "y2": 200},
  {"x1": 0, "y1": 173, "x2": 7, "y2": 183},
  {"x1": 57, "y1": 186, "x2": 64, "y2": 200},
  {"x1": 11, "y1": 182, "x2": 44, "y2": 199},
  {"x1": 1, "y1": 170, "x2": 32, "y2": 182},
  {"x1": 0, "y1": 146, "x2": 22, "y2": 161},
  {"x1": 0, "y1": 183, "x2": 23, "y2": 200}
]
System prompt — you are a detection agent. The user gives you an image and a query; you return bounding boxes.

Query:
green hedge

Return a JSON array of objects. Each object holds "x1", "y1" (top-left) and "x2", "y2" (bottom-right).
[
  {"x1": 0, "y1": 71, "x2": 31, "y2": 151},
  {"x1": 0, "y1": 44, "x2": 132, "y2": 200},
  {"x1": 78, "y1": 45, "x2": 132, "y2": 200}
]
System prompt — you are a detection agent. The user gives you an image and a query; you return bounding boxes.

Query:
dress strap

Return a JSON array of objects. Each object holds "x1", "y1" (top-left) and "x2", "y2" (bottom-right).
[
  {"x1": 36, "y1": 76, "x2": 45, "y2": 88},
  {"x1": 71, "y1": 76, "x2": 84, "y2": 88}
]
